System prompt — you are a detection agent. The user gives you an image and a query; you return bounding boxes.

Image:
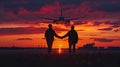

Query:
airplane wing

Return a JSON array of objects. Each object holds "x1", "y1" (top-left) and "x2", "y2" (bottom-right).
[
  {"x1": 65, "y1": 18, "x2": 79, "y2": 20},
  {"x1": 39, "y1": 17, "x2": 58, "y2": 20}
]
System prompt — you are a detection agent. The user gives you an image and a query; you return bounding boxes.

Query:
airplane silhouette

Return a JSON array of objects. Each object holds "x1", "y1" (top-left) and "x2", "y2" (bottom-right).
[{"x1": 40, "y1": 6, "x2": 79, "y2": 24}]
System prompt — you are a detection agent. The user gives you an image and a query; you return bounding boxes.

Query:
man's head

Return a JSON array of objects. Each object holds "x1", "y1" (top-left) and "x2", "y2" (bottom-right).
[
  {"x1": 48, "y1": 24, "x2": 52, "y2": 28},
  {"x1": 71, "y1": 25, "x2": 74, "y2": 30}
]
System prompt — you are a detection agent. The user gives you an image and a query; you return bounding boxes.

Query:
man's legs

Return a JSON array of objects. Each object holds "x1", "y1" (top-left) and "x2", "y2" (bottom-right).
[
  {"x1": 69, "y1": 44, "x2": 72, "y2": 53},
  {"x1": 48, "y1": 45, "x2": 52, "y2": 54},
  {"x1": 47, "y1": 40, "x2": 53, "y2": 54},
  {"x1": 73, "y1": 44, "x2": 76, "y2": 53}
]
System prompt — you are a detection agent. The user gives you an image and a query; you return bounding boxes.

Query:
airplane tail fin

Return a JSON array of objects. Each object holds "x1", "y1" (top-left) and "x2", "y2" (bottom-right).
[{"x1": 60, "y1": 4, "x2": 63, "y2": 16}]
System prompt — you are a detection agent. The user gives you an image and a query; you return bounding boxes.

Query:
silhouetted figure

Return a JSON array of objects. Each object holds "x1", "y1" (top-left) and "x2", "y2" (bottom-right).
[
  {"x1": 62, "y1": 26, "x2": 78, "y2": 53},
  {"x1": 45, "y1": 24, "x2": 61, "y2": 54}
]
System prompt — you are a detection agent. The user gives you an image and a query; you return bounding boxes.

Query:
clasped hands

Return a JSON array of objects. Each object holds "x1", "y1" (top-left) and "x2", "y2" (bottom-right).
[{"x1": 58, "y1": 36, "x2": 64, "y2": 39}]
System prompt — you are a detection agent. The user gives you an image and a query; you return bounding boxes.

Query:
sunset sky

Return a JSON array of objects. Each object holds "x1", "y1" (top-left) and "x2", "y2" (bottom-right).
[{"x1": 0, "y1": 0, "x2": 120, "y2": 48}]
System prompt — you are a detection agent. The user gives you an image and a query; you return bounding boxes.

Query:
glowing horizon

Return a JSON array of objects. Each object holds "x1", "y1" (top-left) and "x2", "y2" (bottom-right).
[{"x1": 0, "y1": 21, "x2": 120, "y2": 48}]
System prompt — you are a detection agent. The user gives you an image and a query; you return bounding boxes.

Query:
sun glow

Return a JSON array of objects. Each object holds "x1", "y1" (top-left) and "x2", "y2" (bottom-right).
[
  {"x1": 58, "y1": 48, "x2": 62, "y2": 54},
  {"x1": 58, "y1": 44, "x2": 63, "y2": 54}
]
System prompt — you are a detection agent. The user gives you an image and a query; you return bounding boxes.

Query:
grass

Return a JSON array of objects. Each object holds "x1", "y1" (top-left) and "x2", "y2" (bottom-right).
[{"x1": 0, "y1": 52, "x2": 119, "y2": 67}]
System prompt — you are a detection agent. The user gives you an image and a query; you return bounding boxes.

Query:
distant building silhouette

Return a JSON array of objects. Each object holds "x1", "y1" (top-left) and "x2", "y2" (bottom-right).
[
  {"x1": 78, "y1": 43, "x2": 120, "y2": 52},
  {"x1": 107, "y1": 47, "x2": 120, "y2": 50},
  {"x1": 83, "y1": 43, "x2": 95, "y2": 48},
  {"x1": 78, "y1": 43, "x2": 97, "y2": 51}
]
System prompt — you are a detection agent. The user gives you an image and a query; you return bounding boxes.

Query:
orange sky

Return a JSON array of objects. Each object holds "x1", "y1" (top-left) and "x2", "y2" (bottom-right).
[
  {"x1": 0, "y1": 0, "x2": 120, "y2": 48},
  {"x1": 0, "y1": 21, "x2": 120, "y2": 48}
]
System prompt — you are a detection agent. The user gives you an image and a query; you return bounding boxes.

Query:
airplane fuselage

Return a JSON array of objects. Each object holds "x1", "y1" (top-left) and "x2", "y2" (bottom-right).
[
  {"x1": 41, "y1": 6, "x2": 78, "y2": 24},
  {"x1": 59, "y1": 15, "x2": 65, "y2": 21}
]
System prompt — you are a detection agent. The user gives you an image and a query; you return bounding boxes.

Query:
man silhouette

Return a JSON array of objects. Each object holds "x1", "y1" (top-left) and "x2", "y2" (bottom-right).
[
  {"x1": 62, "y1": 25, "x2": 78, "y2": 53},
  {"x1": 45, "y1": 24, "x2": 61, "y2": 54}
]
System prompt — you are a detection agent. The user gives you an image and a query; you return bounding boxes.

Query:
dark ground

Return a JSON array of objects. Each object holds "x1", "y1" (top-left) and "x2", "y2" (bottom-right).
[{"x1": 0, "y1": 52, "x2": 120, "y2": 67}]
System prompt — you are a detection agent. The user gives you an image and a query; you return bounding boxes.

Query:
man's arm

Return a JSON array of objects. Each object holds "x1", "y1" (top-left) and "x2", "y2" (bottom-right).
[
  {"x1": 44, "y1": 30, "x2": 47, "y2": 38},
  {"x1": 61, "y1": 31, "x2": 69, "y2": 38},
  {"x1": 76, "y1": 32, "x2": 78, "y2": 43},
  {"x1": 54, "y1": 31, "x2": 62, "y2": 39}
]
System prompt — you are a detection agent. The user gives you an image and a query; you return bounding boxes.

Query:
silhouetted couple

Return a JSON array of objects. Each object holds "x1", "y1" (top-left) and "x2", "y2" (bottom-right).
[{"x1": 45, "y1": 24, "x2": 78, "y2": 54}]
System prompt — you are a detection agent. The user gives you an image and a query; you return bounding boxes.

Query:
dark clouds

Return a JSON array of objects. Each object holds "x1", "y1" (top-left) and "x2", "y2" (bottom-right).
[
  {"x1": 1, "y1": 0, "x2": 120, "y2": 24},
  {"x1": 17, "y1": 38, "x2": 32, "y2": 40},
  {"x1": 0, "y1": 0, "x2": 118, "y2": 12},
  {"x1": 91, "y1": 38, "x2": 120, "y2": 42},
  {"x1": 97, "y1": 21, "x2": 120, "y2": 31},
  {"x1": 0, "y1": 26, "x2": 69, "y2": 35},
  {"x1": 110, "y1": 21, "x2": 120, "y2": 28},
  {"x1": 0, "y1": 27, "x2": 47, "y2": 35},
  {"x1": 98, "y1": 27, "x2": 113, "y2": 31},
  {"x1": 92, "y1": 21, "x2": 102, "y2": 26},
  {"x1": 114, "y1": 29, "x2": 120, "y2": 32},
  {"x1": 2, "y1": 0, "x2": 78, "y2": 13},
  {"x1": 3, "y1": 0, "x2": 45, "y2": 12},
  {"x1": 96, "y1": 2, "x2": 120, "y2": 12},
  {"x1": 94, "y1": 38, "x2": 114, "y2": 42}
]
